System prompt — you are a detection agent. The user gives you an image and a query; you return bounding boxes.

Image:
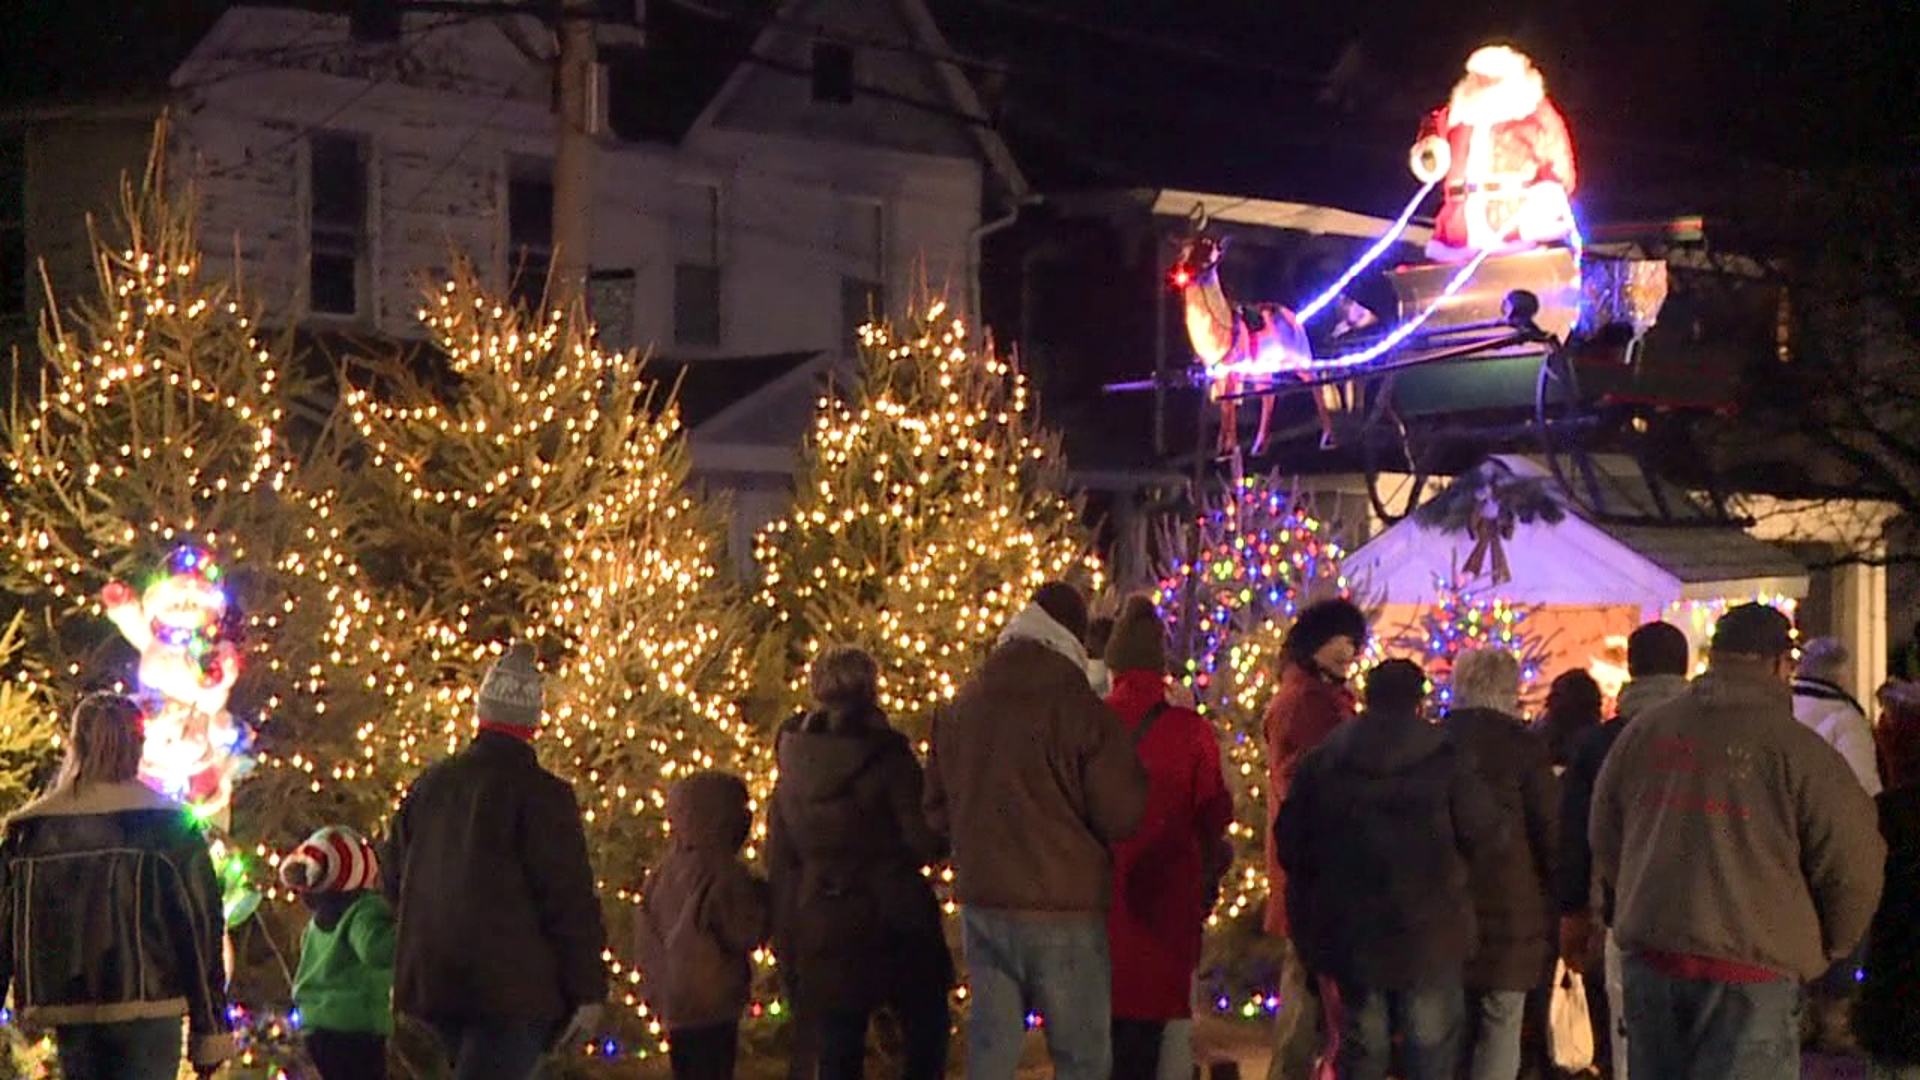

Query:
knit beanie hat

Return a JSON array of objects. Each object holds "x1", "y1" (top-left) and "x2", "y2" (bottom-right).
[
  {"x1": 476, "y1": 642, "x2": 544, "y2": 730},
  {"x1": 279, "y1": 825, "x2": 379, "y2": 893},
  {"x1": 1104, "y1": 595, "x2": 1168, "y2": 674}
]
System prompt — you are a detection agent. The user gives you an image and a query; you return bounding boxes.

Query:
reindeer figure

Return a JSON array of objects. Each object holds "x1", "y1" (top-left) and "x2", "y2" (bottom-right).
[{"x1": 1171, "y1": 211, "x2": 1334, "y2": 456}]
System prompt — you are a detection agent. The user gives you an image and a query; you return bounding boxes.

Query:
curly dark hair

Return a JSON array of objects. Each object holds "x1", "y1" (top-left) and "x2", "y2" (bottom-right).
[{"x1": 1281, "y1": 599, "x2": 1370, "y2": 668}]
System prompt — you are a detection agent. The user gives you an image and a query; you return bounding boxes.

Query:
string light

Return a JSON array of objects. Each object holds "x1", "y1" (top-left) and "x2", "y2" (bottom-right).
[
  {"x1": 1153, "y1": 476, "x2": 1349, "y2": 988},
  {"x1": 1397, "y1": 575, "x2": 1554, "y2": 711},
  {"x1": 753, "y1": 301, "x2": 1103, "y2": 730}
]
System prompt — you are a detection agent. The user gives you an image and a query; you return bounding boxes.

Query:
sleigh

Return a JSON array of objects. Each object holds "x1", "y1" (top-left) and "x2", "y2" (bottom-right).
[{"x1": 1144, "y1": 202, "x2": 1750, "y2": 529}]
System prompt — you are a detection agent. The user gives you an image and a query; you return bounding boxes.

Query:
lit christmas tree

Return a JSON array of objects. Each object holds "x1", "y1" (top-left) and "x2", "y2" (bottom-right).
[
  {"x1": 1155, "y1": 475, "x2": 1356, "y2": 1015},
  {"x1": 753, "y1": 300, "x2": 1100, "y2": 734},
  {"x1": 341, "y1": 262, "x2": 757, "y2": 1047},
  {"x1": 1396, "y1": 574, "x2": 1555, "y2": 710},
  {"x1": 0, "y1": 149, "x2": 414, "y2": 1072}
]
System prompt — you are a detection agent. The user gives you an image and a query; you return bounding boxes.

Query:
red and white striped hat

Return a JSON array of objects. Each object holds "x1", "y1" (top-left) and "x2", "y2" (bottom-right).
[{"x1": 279, "y1": 826, "x2": 380, "y2": 894}]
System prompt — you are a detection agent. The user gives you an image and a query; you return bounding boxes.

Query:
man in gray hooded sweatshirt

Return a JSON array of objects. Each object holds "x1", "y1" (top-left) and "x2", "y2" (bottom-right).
[{"x1": 1553, "y1": 620, "x2": 1692, "y2": 1079}]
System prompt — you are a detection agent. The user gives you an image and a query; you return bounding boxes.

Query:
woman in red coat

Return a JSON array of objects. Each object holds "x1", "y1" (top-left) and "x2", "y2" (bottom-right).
[{"x1": 1103, "y1": 596, "x2": 1234, "y2": 1080}]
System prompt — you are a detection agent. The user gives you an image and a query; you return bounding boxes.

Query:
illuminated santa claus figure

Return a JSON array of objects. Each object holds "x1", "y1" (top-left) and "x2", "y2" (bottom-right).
[
  {"x1": 101, "y1": 545, "x2": 247, "y2": 823},
  {"x1": 1411, "y1": 45, "x2": 1577, "y2": 262}
]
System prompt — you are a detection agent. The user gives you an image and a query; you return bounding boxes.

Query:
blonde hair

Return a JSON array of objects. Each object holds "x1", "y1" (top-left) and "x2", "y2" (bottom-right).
[
  {"x1": 809, "y1": 645, "x2": 879, "y2": 708},
  {"x1": 56, "y1": 693, "x2": 146, "y2": 791},
  {"x1": 1450, "y1": 648, "x2": 1522, "y2": 715}
]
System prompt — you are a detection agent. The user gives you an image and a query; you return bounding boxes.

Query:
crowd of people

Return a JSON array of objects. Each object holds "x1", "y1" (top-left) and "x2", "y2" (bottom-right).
[{"x1": 3, "y1": 583, "x2": 1920, "y2": 1080}]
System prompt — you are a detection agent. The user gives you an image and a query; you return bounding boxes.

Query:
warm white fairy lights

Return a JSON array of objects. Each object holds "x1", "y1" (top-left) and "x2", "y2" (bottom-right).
[
  {"x1": 753, "y1": 302, "x2": 1102, "y2": 731},
  {"x1": 339, "y1": 263, "x2": 759, "y2": 1043}
]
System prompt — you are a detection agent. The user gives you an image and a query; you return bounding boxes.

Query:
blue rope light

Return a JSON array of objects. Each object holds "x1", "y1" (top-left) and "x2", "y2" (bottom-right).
[{"x1": 1294, "y1": 180, "x2": 1439, "y2": 324}]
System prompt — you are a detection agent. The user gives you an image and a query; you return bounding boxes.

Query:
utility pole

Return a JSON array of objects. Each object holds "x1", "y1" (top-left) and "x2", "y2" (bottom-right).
[
  {"x1": 351, "y1": 0, "x2": 598, "y2": 311},
  {"x1": 549, "y1": 0, "x2": 597, "y2": 313}
]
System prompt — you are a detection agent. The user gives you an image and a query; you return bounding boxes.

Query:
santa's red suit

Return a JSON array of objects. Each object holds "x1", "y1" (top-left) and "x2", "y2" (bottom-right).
[{"x1": 1411, "y1": 46, "x2": 1576, "y2": 262}]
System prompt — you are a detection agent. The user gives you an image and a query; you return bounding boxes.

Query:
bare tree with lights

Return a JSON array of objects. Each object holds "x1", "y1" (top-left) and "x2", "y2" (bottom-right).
[{"x1": 752, "y1": 299, "x2": 1100, "y2": 736}]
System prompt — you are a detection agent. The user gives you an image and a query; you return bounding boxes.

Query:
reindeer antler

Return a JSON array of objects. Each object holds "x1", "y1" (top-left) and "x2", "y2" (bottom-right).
[{"x1": 1188, "y1": 202, "x2": 1210, "y2": 233}]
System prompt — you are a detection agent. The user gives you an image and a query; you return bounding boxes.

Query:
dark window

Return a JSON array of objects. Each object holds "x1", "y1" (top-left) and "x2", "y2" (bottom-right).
[
  {"x1": 673, "y1": 181, "x2": 720, "y2": 347},
  {"x1": 0, "y1": 134, "x2": 24, "y2": 319},
  {"x1": 508, "y1": 157, "x2": 554, "y2": 312},
  {"x1": 308, "y1": 133, "x2": 367, "y2": 317},
  {"x1": 811, "y1": 42, "x2": 855, "y2": 104}
]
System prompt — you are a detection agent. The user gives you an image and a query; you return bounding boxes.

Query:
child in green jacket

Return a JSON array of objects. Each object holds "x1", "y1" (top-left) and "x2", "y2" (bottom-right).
[{"x1": 280, "y1": 825, "x2": 397, "y2": 1080}]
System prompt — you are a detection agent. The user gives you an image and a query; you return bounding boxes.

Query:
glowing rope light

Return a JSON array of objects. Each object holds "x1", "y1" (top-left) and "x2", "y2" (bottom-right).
[
  {"x1": 1294, "y1": 180, "x2": 1439, "y2": 324},
  {"x1": 1213, "y1": 246, "x2": 1496, "y2": 381}
]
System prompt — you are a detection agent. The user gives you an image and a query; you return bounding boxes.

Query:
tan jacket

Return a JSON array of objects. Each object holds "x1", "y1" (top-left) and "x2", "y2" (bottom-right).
[
  {"x1": 1592, "y1": 664, "x2": 1886, "y2": 980},
  {"x1": 926, "y1": 633, "x2": 1148, "y2": 914}
]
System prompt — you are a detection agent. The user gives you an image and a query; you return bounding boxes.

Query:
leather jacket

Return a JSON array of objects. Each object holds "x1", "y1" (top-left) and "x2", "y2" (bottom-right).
[{"x1": 0, "y1": 780, "x2": 235, "y2": 1067}]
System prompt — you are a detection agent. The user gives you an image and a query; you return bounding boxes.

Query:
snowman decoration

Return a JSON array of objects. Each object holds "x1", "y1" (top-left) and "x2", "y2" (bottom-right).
[{"x1": 100, "y1": 545, "x2": 249, "y2": 826}]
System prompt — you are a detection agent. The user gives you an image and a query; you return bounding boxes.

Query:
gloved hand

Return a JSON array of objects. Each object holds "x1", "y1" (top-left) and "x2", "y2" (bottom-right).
[{"x1": 1558, "y1": 912, "x2": 1593, "y2": 975}]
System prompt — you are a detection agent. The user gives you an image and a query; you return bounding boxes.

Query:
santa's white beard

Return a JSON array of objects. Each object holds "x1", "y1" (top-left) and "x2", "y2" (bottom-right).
[{"x1": 1449, "y1": 71, "x2": 1544, "y2": 127}]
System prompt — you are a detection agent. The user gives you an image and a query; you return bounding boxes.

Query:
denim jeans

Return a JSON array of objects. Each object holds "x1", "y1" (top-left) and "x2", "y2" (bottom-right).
[
  {"x1": 428, "y1": 1017, "x2": 551, "y2": 1080},
  {"x1": 55, "y1": 1018, "x2": 183, "y2": 1080},
  {"x1": 1265, "y1": 938, "x2": 1323, "y2": 1080},
  {"x1": 961, "y1": 908, "x2": 1111, "y2": 1080},
  {"x1": 1333, "y1": 983, "x2": 1464, "y2": 1080},
  {"x1": 1465, "y1": 989, "x2": 1526, "y2": 1080},
  {"x1": 1620, "y1": 953, "x2": 1801, "y2": 1080},
  {"x1": 1604, "y1": 931, "x2": 1629, "y2": 1080}
]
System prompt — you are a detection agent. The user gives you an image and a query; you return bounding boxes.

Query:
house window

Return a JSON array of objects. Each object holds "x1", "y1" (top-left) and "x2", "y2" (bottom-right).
[
  {"x1": 308, "y1": 133, "x2": 369, "y2": 318},
  {"x1": 0, "y1": 134, "x2": 24, "y2": 319},
  {"x1": 838, "y1": 198, "x2": 884, "y2": 343},
  {"x1": 811, "y1": 41, "x2": 855, "y2": 104},
  {"x1": 507, "y1": 156, "x2": 554, "y2": 312},
  {"x1": 673, "y1": 180, "x2": 721, "y2": 348}
]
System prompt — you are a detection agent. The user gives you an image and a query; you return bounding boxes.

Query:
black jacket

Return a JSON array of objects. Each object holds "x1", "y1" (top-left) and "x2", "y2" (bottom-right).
[
  {"x1": 1443, "y1": 707, "x2": 1559, "y2": 990},
  {"x1": 769, "y1": 705, "x2": 953, "y2": 1011},
  {"x1": 0, "y1": 781, "x2": 234, "y2": 1068},
  {"x1": 385, "y1": 730, "x2": 607, "y2": 1025},
  {"x1": 1275, "y1": 707, "x2": 1506, "y2": 990},
  {"x1": 1554, "y1": 674, "x2": 1688, "y2": 918},
  {"x1": 1857, "y1": 783, "x2": 1920, "y2": 1065}
]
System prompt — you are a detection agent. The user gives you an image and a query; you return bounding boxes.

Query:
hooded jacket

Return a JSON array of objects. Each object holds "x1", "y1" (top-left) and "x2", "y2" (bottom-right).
[
  {"x1": 925, "y1": 607, "x2": 1148, "y2": 914},
  {"x1": 1592, "y1": 665, "x2": 1886, "y2": 981},
  {"x1": 768, "y1": 704, "x2": 951, "y2": 1011},
  {"x1": 1261, "y1": 660, "x2": 1356, "y2": 937},
  {"x1": 1555, "y1": 673, "x2": 1688, "y2": 918},
  {"x1": 1275, "y1": 706, "x2": 1505, "y2": 989},
  {"x1": 1105, "y1": 669, "x2": 1233, "y2": 1019},
  {"x1": 1443, "y1": 706, "x2": 1558, "y2": 990},
  {"x1": 385, "y1": 730, "x2": 607, "y2": 1026},
  {"x1": 636, "y1": 772, "x2": 770, "y2": 1030},
  {"x1": 1793, "y1": 676, "x2": 1881, "y2": 795},
  {"x1": 0, "y1": 780, "x2": 235, "y2": 1069}
]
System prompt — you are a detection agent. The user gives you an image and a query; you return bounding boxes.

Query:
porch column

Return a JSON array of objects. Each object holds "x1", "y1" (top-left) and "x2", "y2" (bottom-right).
[{"x1": 1830, "y1": 550, "x2": 1889, "y2": 699}]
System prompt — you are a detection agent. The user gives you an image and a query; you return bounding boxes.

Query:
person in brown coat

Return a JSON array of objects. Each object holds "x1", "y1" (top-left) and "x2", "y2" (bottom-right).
[
  {"x1": 1262, "y1": 598, "x2": 1368, "y2": 1080},
  {"x1": 925, "y1": 580, "x2": 1148, "y2": 1080},
  {"x1": 636, "y1": 772, "x2": 771, "y2": 1080}
]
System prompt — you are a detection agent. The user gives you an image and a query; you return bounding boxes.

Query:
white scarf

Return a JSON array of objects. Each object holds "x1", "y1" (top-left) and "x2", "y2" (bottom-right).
[{"x1": 999, "y1": 603, "x2": 1090, "y2": 673}]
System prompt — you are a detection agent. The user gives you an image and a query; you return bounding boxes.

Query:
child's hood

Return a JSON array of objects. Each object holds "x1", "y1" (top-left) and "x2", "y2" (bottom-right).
[{"x1": 666, "y1": 771, "x2": 751, "y2": 853}]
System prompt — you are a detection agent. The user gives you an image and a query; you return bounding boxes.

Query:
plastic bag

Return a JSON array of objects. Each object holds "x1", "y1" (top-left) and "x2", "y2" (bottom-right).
[{"x1": 1548, "y1": 958, "x2": 1596, "y2": 1072}]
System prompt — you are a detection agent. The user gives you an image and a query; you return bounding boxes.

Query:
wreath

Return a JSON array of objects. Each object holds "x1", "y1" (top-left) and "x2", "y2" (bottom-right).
[{"x1": 1413, "y1": 463, "x2": 1566, "y2": 585}]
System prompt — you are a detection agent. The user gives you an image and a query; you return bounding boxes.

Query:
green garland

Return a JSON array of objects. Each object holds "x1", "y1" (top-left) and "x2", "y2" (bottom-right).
[{"x1": 1413, "y1": 463, "x2": 1566, "y2": 539}]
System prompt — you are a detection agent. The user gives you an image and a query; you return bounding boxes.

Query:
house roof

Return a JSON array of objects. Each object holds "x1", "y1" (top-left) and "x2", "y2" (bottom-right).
[{"x1": 1346, "y1": 454, "x2": 1810, "y2": 608}]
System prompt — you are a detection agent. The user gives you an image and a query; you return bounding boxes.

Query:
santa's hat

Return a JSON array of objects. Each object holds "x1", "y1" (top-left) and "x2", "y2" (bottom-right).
[
  {"x1": 1464, "y1": 44, "x2": 1534, "y2": 81},
  {"x1": 279, "y1": 825, "x2": 380, "y2": 894}
]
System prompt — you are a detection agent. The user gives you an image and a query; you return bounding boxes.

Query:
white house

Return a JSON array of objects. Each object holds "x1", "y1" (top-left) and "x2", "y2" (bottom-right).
[{"x1": 0, "y1": 0, "x2": 1025, "y2": 568}]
